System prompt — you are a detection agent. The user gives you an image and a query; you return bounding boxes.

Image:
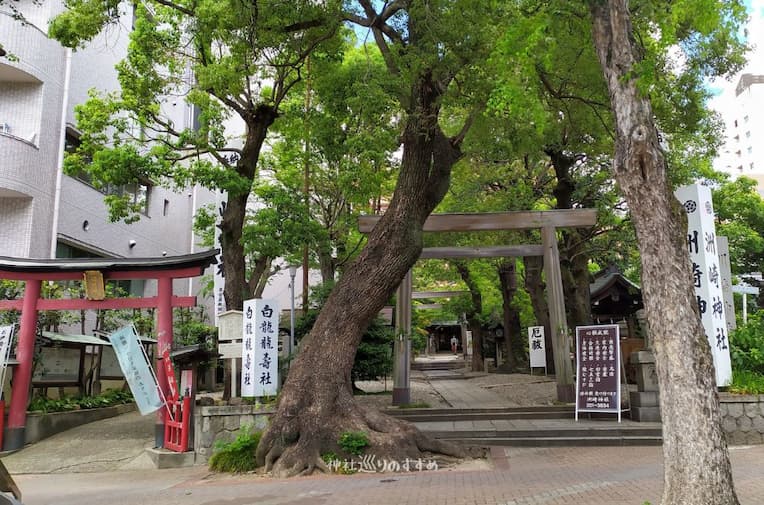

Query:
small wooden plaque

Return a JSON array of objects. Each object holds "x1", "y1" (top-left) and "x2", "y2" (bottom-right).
[{"x1": 83, "y1": 270, "x2": 106, "y2": 300}]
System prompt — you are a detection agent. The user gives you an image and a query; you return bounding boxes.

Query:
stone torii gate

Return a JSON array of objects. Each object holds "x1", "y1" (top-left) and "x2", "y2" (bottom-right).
[
  {"x1": 359, "y1": 209, "x2": 597, "y2": 404},
  {"x1": 0, "y1": 250, "x2": 217, "y2": 450}
]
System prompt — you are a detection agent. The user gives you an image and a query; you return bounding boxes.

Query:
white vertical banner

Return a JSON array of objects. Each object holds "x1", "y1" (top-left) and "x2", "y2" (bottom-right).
[
  {"x1": 675, "y1": 184, "x2": 733, "y2": 386},
  {"x1": 528, "y1": 326, "x2": 547, "y2": 369},
  {"x1": 242, "y1": 299, "x2": 279, "y2": 397},
  {"x1": 108, "y1": 325, "x2": 163, "y2": 415},
  {"x1": 0, "y1": 324, "x2": 15, "y2": 397},
  {"x1": 213, "y1": 190, "x2": 227, "y2": 326}
]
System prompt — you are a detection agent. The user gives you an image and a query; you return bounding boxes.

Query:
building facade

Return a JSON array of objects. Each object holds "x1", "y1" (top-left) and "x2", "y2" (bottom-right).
[
  {"x1": 0, "y1": 1, "x2": 215, "y2": 308},
  {"x1": 716, "y1": 73, "x2": 764, "y2": 196}
]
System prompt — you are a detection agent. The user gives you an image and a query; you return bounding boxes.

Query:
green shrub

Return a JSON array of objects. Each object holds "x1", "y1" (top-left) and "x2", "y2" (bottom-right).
[
  {"x1": 338, "y1": 431, "x2": 369, "y2": 456},
  {"x1": 729, "y1": 370, "x2": 764, "y2": 394},
  {"x1": 730, "y1": 311, "x2": 764, "y2": 374},
  {"x1": 208, "y1": 427, "x2": 262, "y2": 473},
  {"x1": 398, "y1": 401, "x2": 430, "y2": 409},
  {"x1": 27, "y1": 389, "x2": 134, "y2": 413}
]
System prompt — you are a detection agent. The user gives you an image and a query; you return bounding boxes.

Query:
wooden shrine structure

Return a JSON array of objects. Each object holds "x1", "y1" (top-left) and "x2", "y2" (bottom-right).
[{"x1": 359, "y1": 209, "x2": 597, "y2": 403}]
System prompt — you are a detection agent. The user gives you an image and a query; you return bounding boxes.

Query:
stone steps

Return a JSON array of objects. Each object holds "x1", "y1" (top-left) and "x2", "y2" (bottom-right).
[
  {"x1": 390, "y1": 406, "x2": 663, "y2": 447},
  {"x1": 450, "y1": 435, "x2": 663, "y2": 447}
]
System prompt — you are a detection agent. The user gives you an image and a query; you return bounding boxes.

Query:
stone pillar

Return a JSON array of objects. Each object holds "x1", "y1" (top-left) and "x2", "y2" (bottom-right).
[
  {"x1": 392, "y1": 270, "x2": 412, "y2": 405},
  {"x1": 630, "y1": 350, "x2": 661, "y2": 422}
]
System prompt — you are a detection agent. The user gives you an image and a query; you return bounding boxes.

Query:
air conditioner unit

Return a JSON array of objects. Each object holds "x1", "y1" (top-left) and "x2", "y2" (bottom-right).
[{"x1": 0, "y1": 123, "x2": 10, "y2": 134}]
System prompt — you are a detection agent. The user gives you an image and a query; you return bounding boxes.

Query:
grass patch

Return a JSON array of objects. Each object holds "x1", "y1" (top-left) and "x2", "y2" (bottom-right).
[
  {"x1": 728, "y1": 370, "x2": 764, "y2": 394},
  {"x1": 353, "y1": 390, "x2": 392, "y2": 396},
  {"x1": 208, "y1": 426, "x2": 262, "y2": 473},
  {"x1": 398, "y1": 401, "x2": 431, "y2": 409}
]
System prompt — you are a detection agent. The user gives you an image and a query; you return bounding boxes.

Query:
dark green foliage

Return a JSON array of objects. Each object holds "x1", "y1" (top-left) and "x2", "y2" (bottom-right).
[
  {"x1": 352, "y1": 320, "x2": 394, "y2": 383},
  {"x1": 338, "y1": 431, "x2": 369, "y2": 456},
  {"x1": 208, "y1": 427, "x2": 262, "y2": 473},
  {"x1": 295, "y1": 283, "x2": 394, "y2": 384},
  {"x1": 27, "y1": 389, "x2": 133, "y2": 413},
  {"x1": 730, "y1": 311, "x2": 764, "y2": 375}
]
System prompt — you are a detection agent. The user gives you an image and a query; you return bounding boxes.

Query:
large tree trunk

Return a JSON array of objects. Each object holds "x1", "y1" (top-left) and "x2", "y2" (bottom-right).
[
  {"x1": 523, "y1": 255, "x2": 554, "y2": 372},
  {"x1": 498, "y1": 259, "x2": 523, "y2": 370},
  {"x1": 455, "y1": 262, "x2": 484, "y2": 372},
  {"x1": 221, "y1": 110, "x2": 277, "y2": 311},
  {"x1": 560, "y1": 230, "x2": 592, "y2": 327},
  {"x1": 590, "y1": 2, "x2": 739, "y2": 503},
  {"x1": 256, "y1": 73, "x2": 466, "y2": 477},
  {"x1": 548, "y1": 148, "x2": 593, "y2": 328}
]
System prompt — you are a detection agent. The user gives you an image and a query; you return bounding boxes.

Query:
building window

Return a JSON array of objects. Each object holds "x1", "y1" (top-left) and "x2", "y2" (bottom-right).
[
  {"x1": 751, "y1": 162, "x2": 755, "y2": 170},
  {"x1": 746, "y1": 131, "x2": 751, "y2": 138},
  {"x1": 163, "y1": 199, "x2": 170, "y2": 216},
  {"x1": 748, "y1": 146, "x2": 753, "y2": 155},
  {"x1": 110, "y1": 181, "x2": 151, "y2": 216},
  {"x1": 744, "y1": 115, "x2": 749, "y2": 123}
]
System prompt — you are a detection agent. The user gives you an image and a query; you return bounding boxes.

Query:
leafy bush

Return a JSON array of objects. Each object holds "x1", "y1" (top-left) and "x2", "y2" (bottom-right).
[
  {"x1": 27, "y1": 389, "x2": 133, "y2": 413},
  {"x1": 338, "y1": 431, "x2": 369, "y2": 456},
  {"x1": 730, "y1": 311, "x2": 764, "y2": 375},
  {"x1": 295, "y1": 282, "x2": 394, "y2": 385},
  {"x1": 729, "y1": 370, "x2": 764, "y2": 395},
  {"x1": 208, "y1": 427, "x2": 262, "y2": 473}
]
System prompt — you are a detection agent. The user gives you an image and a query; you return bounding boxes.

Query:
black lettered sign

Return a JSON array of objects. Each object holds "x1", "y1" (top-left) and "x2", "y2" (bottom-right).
[{"x1": 575, "y1": 325, "x2": 620, "y2": 417}]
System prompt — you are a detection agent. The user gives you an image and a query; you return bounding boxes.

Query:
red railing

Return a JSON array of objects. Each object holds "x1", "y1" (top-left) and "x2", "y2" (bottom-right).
[{"x1": 164, "y1": 395, "x2": 191, "y2": 452}]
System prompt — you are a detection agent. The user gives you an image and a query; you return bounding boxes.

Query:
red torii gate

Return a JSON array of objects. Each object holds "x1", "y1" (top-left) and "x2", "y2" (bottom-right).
[{"x1": 0, "y1": 250, "x2": 217, "y2": 451}]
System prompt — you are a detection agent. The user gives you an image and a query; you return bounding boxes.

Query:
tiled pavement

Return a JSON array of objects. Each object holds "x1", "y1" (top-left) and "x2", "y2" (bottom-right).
[
  {"x1": 7, "y1": 358, "x2": 761, "y2": 504},
  {"x1": 15, "y1": 444, "x2": 764, "y2": 505}
]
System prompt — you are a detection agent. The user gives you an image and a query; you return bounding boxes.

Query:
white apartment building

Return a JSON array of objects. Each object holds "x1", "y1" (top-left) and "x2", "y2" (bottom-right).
[
  {"x1": 0, "y1": 2, "x2": 215, "y2": 301},
  {"x1": 715, "y1": 73, "x2": 764, "y2": 196}
]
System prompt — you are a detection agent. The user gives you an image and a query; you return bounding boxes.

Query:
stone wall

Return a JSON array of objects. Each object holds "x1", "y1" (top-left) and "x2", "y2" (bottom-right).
[
  {"x1": 720, "y1": 393, "x2": 764, "y2": 445},
  {"x1": 194, "y1": 405, "x2": 274, "y2": 464}
]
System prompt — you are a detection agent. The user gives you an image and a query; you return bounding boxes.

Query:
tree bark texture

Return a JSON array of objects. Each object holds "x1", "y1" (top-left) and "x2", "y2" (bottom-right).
[
  {"x1": 589, "y1": 1, "x2": 739, "y2": 503},
  {"x1": 523, "y1": 255, "x2": 554, "y2": 372},
  {"x1": 560, "y1": 230, "x2": 593, "y2": 327},
  {"x1": 455, "y1": 262, "x2": 484, "y2": 372},
  {"x1": 498, "y1": 260, "x2": 524, "y2": 370},
  {"x1": 256, "y1": 72, "x2": 466, "y2": 477}
]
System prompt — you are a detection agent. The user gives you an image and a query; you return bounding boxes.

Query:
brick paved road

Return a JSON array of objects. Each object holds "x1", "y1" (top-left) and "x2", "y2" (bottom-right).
[{"x1": 14, "y1": 444, "x2": 764, "y2": 505}]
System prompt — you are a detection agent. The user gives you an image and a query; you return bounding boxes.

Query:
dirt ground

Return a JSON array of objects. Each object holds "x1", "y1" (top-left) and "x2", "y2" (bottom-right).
[
  {"x1": 353, "y1": 370, "x2": 558, "y2": 409},
  {"x1": 353, "y1": 378, "x2": 450, "y2": 410},
  {"x1": 465, "y1": 371, "x2": 559, "y2": 406}
]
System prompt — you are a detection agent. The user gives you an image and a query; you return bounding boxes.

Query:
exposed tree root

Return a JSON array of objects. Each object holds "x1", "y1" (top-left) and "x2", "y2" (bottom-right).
[{"x1": 256, "y1": 392, "x2": 476, "y2": 478}]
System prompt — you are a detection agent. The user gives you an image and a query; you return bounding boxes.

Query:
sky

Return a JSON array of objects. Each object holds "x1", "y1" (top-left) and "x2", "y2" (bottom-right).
[{"x1": 708, "y1": 0, "x2": 764, "y2": 115}]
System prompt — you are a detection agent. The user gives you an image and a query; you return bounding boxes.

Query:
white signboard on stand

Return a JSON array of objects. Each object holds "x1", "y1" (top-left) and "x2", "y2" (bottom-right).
[
  {"x1": 528, "y1": 326, "x2": 547, "y2": 371},
  {"x1": 242, "y1": 299, "x2": 279, "y2": 397},
  {"x1": 675, "y1": 184, "x2": 733, "y2": 387}
]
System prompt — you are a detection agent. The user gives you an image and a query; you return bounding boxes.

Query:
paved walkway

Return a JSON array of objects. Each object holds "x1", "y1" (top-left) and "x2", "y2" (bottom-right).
[
  {"x1": 3, "y1": 356, "x2": 757, "y2": 504},
  {"x1": 2, "y1": 410, "x2": 156, "y2": 474},
  {"x1": 11, "y1": 445, "x2": 764, "y2": 505}
]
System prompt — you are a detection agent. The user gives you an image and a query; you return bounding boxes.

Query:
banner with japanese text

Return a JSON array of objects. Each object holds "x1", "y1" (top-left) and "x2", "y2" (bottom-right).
[
  {"x1": 108, "y1": 325, "x2": 163, "y2": 415},
  {"x1": 0, "y1": 325, "x2": 14, "y2": 396},
  {"x1": 213, "y1": 190, "x2": 228, "y2": 326},
  {"x1": 575, "y1": 325, "x2": 620, "y2": 417},
  {"x1": 527, "y1": 326, "x2": 546, "y2": 369},
  {"x1": 675, "y1": 184, "x2": 732, "y2": 386},
  {"x1": 241, "y1": 299, "x2": 279, "y2": 397}
]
